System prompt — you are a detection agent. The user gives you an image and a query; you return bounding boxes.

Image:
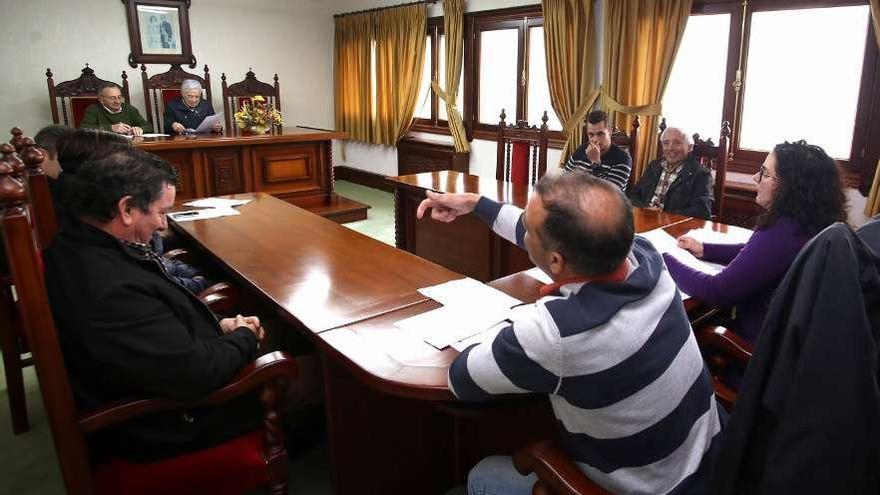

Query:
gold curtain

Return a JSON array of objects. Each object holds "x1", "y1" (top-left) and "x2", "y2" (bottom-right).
[
  {"x1": 872, "y1": 0, "x2": 880, "y2": 47},
  {"x1": 866, "y1": 160, "x2": 880, "y2": 217},
  {"x1": 334, "y1": 13, "x2": 374, "y2": 144},
  {"x1": 603, "y1": 0, "x2": 692, "y2": 180},
  {"x1": 542, "y1": 0, "x2": 597, "y2": 163},
  {"x1": 373, "y1": 4, "x2": 427, "y2": 146},
  {"x1": 431, "y1": 0, "x2": 469, "y2": 152}
]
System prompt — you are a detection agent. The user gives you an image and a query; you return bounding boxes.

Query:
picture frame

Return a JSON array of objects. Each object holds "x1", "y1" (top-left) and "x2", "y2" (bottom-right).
[{"x1": 123, "y1": 0, "x2": 197, "y2": 68}]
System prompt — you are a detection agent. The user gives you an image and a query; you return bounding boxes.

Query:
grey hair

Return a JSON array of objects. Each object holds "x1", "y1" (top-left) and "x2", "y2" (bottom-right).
[
  {"x1": 180, "y1": 79, "x2": 203, "y2": 92},
  {"x1": 661, "y1": 127, "x2": 692, "y2": 146}
]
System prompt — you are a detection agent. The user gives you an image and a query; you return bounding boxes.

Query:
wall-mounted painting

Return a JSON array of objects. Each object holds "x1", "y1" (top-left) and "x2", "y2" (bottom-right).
[{"x1": 124, "y1": 0, "x2": 196, "y2": 68}]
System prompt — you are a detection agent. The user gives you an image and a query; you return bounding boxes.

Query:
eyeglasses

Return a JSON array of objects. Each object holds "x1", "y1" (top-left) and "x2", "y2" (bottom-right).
[{"x1": 757, "y1": 165, "x2": 778, "y2": 182}]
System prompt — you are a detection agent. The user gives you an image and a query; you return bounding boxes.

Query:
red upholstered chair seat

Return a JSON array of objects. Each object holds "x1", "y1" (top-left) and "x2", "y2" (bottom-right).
[
  {"x1": 71, "y1": 97, "x2": 99, "y2": 128},
  {"x1": 94, "y1": 430, "x2": 268, "y2": 495}
]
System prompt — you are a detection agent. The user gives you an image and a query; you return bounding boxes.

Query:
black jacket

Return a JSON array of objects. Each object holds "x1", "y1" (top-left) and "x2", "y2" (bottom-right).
[
  {"x1": 711, "y1": 223, "x2": 880, "y2": 494},
  {"x1": 43, "y1": 220, "x2": 259, "y2": 460},
  {"x1": 163, "y1": 97, "x2": 215, "y2": 132},
  {"x1": 859, "y1": 214, "x2": 880, "y2": 253},
  {"x1": 628, "y1": 155, "x2": 713, "y2": 219}
]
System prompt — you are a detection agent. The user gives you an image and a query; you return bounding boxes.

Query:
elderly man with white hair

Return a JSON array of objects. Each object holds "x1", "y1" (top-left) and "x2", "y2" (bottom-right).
[
  {"x1": 628, "y1": 127, "x2": 713, "y2": 219},
  {"x1": 163, "y1": 79, "x2": 222, "y2": 134}
]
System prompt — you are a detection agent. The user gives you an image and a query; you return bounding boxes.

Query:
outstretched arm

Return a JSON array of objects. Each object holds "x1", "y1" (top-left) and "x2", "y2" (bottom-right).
[{"x1": 416, "y1": 190, "x2": 481, "y2": 223}]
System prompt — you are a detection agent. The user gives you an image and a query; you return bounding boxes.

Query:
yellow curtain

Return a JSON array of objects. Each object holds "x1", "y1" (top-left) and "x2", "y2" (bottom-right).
[
  {"x1": 872, "y1": 0, "x2": 880, "y2": 47},
  {"x1": 542, "y1": 0, "x2": 597, "y2": 163},
  {"x1": 866, "y1": 160, "x2": 880, "y2": 217},
  {"x1": 603, "y1": 0, "x2": 692, "y2": 180},
  {"x1": 373, "y1": 4, "x2": 427, "y2": 146},
  {"x1": 334, "y1": 13, "x2": 374, "y2": 144},
  {"x1": 432, "y1": 0, "x2": 469, "y2": 152}
]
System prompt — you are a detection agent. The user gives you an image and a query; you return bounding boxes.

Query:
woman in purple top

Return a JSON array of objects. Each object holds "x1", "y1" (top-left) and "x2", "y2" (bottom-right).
[{"x1": 664, "y1": 141, "x2": 848, "y2": 345}]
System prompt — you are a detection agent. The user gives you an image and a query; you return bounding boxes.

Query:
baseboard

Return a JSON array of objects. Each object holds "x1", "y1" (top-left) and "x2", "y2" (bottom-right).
[{"x1": 334, "y1": 166, "x2": 395, "y2": 193}]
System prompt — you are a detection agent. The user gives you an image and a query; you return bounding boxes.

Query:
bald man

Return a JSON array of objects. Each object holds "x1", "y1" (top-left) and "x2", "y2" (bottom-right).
[
  {"x1": 628, "y1": 127, "x2": 713, "y2": 219},
  {"x1": 417, "y1": 171, "x2": 724, "y2": 495}
]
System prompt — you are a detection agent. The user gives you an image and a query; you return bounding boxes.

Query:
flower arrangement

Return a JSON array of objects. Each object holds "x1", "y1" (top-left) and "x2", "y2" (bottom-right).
[{"x1": 233, "y1": 95, "x2": 283, "y2": 133}]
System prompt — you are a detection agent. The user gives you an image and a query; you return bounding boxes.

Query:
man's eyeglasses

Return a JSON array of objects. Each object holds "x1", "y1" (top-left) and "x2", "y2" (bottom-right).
[{"x1": 757, "y1": 165, "x2": 777, "y2": 182}]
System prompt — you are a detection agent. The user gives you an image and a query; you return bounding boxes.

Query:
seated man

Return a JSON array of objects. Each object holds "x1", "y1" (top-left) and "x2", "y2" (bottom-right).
[
  {"x1": 628, "y1": 127, "x2": 712, "y2": 219},
  {"x1": 562, "y1": 110, "x2": 632, "y2": 191},
  {"x1": 417, "y1": 171, "x2": 723, "y2": 495},
  {"x1": 80, "y1": 83, "x2": 151, "y2": 136},
  {"x1": 34, "y1": 124, "x2": 74, "y2": 180},
  {"x1": 164, "y1": 79, "x2": 222, "y2": 134},
  {"x1": 43, "y1": 147, "x2": 259, "y2": 461}
]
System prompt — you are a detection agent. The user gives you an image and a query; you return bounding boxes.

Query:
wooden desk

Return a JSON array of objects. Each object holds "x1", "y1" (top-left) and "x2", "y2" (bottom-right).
[
  {"x1": 137, "y1": 127, "x2": 368, "y2": 222},
  {"x1": 389, "y1": 171, "x2": 691, "y2": 281}
]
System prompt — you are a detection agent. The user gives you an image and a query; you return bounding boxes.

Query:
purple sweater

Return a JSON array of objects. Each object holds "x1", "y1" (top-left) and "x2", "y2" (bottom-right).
[{"x1": 663, "y1": 217, "x2": 811, "y2": 345}]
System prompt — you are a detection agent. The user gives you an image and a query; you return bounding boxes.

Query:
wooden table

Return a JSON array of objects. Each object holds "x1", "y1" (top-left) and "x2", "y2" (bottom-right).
[
  {"x1": 137, "y1": 126, "x2": 368, "y2": 222},
  {"x1": 388, "y1": 171, "x2": 691, "y2": 281}
]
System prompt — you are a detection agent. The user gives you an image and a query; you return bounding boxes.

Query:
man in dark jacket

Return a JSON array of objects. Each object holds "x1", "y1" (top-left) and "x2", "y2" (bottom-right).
[
  {"x1": 628, "y1": 127, "x2": 713, "y2": 219},
  {"x1": 43, "y1": 147, "x2": 263, "y2": 461}
]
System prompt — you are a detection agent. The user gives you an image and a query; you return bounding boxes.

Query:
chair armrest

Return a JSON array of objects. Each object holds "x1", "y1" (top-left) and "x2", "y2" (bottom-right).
[
  {"x1": 695, "y1": 325, "x2": 754, "y2": 364},
  {"x1": 163, "y1": 248, "x2": 193, "y2": 265},
  {"x1": 198, "y1": 282, "x2": 241, "y2": 315},
  {"x1": 79, "y1": 351, "x2": 298, "y2": 434},
  {"x1": 513, "y1": 440, "x2": 612, "y2": 495}
]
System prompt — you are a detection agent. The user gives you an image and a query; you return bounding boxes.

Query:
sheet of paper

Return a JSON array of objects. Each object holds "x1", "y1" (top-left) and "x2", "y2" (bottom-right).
[
  {"x1": 183, "y1": 197, "x2": 251, "y2": 209},
  {"x1": 193, "y1": 113, "x2": 224, "y2": 133},
  {"x1": 451, "y1": 321, "x2": 509, "y2": 352},
  {"x1": 169, "y1": 208, "x2": 240, "y2": 222},
  {"x1": 638, "y1": 229, "x2": 679, "y2": 254},
  {"x1": 418, "y1": 278, "x2": 522, "y2": 310},
  {"x1": 684, "y1": 228, "x2": 752, "y2": 245},
  {"x1": 140, "y1": 133, "x2": 170, "y2": 138},
  {"x1": 395, "y1": 304, "x2": 510, "y2": 350},
  {"x1": 523, "y1": 267, "x2": 553, "y2": 285}
]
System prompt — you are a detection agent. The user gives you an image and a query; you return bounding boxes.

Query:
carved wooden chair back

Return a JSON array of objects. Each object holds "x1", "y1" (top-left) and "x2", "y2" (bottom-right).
[
  {"x1": 221, "y1": 69, "x2": 281, "y2": 130},
  {"x1": 140, "y1": 64, "x2": 212, "y2": 133},
  {"x1": 690, "y1": 121, "x2": 732, "y2": 218},
  {"x1": 497, "y1": 110, "x2": 549, "y2": 186},
  {"x1": 46, "y1": 65, "x2": 131, "y2": 128}
]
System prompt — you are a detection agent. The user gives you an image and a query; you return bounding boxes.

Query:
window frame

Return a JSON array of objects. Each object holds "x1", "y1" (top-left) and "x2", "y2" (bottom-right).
[{"x1": 410, "y1": 16, "x2": 451, "y2": 135}]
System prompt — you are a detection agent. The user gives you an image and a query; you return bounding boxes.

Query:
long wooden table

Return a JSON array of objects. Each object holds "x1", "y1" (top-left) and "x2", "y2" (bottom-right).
[
  {"x1": 136, "y1": 126, "x2": 368, "y2": 222},
  {"x1": 389, "y1": 171, "x2": 691, "y2": 281}
]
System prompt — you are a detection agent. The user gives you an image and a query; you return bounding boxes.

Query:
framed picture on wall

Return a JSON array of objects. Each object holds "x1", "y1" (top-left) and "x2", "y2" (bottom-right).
[{"x1": 123, "y1": 0, "x2": 197, "y2": 68}]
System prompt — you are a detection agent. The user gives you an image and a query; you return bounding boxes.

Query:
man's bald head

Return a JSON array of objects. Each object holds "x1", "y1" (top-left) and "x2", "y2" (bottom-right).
[{"x1": 533, "y1": 171, "x2": 634, "y2": 276}]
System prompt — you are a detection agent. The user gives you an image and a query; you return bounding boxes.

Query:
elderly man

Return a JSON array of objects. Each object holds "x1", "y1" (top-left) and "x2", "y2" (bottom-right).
[
  {"x1": 563, "y1": 110, "x2": 632, "y2": 191},
  {"x1": 417, "y1": 171, "x2": 724, "y2": 495},
  {"x1": 628, "y1": 127, "x2": 713, "y2": 219},
  {"x1": 80, "y1": 83, "x2": 151, "y2": 136},
  {"x1": 164, "y1": 79, "x2": 221, "y2": 134},
  {"x1": 43, "y1": 147, "x2": 262, "y2": 461}
]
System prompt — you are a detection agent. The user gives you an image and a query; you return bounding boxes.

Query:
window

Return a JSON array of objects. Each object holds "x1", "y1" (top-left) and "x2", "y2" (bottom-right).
[
  {"x1": 412, "y1": 19, "x2": 465, "y2": 132},
  {"x1": 466, "y1": 7, "x2": 563, "y2": 140},
  {"x1": 414, "y1": 36, "x2": 433, "y2": 120}
]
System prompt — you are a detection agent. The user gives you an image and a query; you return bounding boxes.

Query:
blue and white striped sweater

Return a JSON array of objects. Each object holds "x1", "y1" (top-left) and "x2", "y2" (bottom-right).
[{"x1": 449, "y1": 198, "x2": 723, "y2": 494}]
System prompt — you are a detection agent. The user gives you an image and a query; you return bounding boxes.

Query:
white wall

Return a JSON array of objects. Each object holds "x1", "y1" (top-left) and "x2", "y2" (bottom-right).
[{"x1": 0, "y1": 0, "x2": 337, "y2": 137}]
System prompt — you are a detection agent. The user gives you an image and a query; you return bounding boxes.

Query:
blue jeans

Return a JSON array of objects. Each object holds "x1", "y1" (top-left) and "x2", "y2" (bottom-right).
[{"x1": 467, "y1": 456, "x2": 537, "y2": 495}]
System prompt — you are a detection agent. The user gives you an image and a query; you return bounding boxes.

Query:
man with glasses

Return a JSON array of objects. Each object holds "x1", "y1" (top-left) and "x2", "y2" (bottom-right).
[
  {"x1": 628, "y1": 127, "x2": 712, "y2": 219},
  {"x1": 80, "y1": 83, "x2": 151, "y2": 136}
]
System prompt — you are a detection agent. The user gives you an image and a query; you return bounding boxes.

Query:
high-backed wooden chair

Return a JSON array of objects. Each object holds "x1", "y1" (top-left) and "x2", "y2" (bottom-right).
[
  {"x1": 691, "y1": 122, "x2": 732, "y2": 219},
  {"x1": 46, "y1": 65, "x2": 131, "y2": 128},
  {"x1": 695, "y1": 324, "x2": 753, "y2": 410},
  {"x1": 497, "y1": 110, "x2": 549, "y2": 185},
  {"x1": 0, "y1": 164, "x2": 298, "y2": 494},
  {"x1": 141, "y1": 64, "x2": 212, "y2": 134},
  {"x1": 221, "y1": 69, "x2": 281, "y2": 130}
]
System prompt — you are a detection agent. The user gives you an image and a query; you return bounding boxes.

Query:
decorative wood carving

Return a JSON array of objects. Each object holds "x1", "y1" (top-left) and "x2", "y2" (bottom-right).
[
  {"x1": 496, "y1": 109, "x2": 549, "y2": 184},
  {"x1": 221, "y1": 69, "x2": 281, "y2": 130},
  {"x1": 46, "y1": 65, "x2": 131, "y2": 126},
  {"x1": 206, "y1": 149, "x2": 243, "y2": 195}
]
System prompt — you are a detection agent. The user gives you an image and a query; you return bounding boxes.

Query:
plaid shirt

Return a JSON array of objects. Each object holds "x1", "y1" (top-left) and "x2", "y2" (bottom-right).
[{"x1": 648, "y1": 159, "x2": 685, "y2": 209}]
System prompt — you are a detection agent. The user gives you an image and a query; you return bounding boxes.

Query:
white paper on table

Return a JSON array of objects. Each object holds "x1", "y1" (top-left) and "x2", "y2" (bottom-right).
[
  {"x1": 169, "y1": 208, "x2": 240, "y2": 222},
  {"x1": 395, "y1": 304, "x2": 510, "y2": 350},
  {"x1": 184, "y1": 197, "x2": 251, "y2": 209},
  {"x1": 523, "y1": 267, "x2": 553, "y2": 285},
  {"x1": 684, "y1": 228, "x2": 752, "y2": 245},
  {"x1": 418, "y1": 278, "x2": 522, "y2": 310},
  {"x1": 193, "y1": 113, "x2": 224, "y2": 133},
  {"x1": 140, "y1": 133, "x2": 170, "y2": 138},
  {"x1": 665, "y1": 248, "x2": 723, "y2": 277},
  {"x1": 638, "y1": 229, "x2": 679, "y2": 254},
  {"x1": 451, "y1": 321, "x2": 510, "y2": 352}
]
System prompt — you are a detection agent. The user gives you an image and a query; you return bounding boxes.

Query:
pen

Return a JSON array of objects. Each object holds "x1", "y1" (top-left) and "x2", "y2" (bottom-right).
[{"x1": 172, "y1": 211, "x2": 199, "y2": 217}]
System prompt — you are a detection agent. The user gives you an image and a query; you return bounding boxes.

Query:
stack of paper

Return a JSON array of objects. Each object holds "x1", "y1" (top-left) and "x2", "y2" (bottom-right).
[
  {"x1": 170, "y1": 197, "x2": 252, "y2": 222},
  {"x1": 395, "y1": 278, "x2": 522, "y2": 350},
  {"x1": 184, "y1": 198, "x2": 251, "y2": 208},
  {"x1": 683, "y1": 228, "x2": 752, "y2": 245}
]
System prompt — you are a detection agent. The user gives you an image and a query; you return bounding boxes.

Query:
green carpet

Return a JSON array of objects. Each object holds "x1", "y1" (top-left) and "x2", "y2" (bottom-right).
[{"x1": 0, "y1": 181, "x2": 395, "y2": 494}]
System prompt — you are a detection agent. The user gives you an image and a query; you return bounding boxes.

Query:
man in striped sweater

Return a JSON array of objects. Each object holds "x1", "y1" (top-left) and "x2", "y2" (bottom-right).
[
  {"x1": 563, "y1": 110, "x2": 632, "y2": 191},
  {"x1": 417, "y1": 171, "x2": 724, "y2": 495}
]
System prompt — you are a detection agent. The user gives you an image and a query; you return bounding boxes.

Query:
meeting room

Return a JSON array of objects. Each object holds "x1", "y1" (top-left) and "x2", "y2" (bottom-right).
[{"x1": 1, "y1": 0, "x2": 879, "y2": 494}]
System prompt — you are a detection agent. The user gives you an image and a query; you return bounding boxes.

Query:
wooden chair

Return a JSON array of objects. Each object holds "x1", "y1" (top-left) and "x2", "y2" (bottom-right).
[
  {"x1": 497, "y1": 109, "x2": 549, "y2": 185},
  {"x1": 46, "y1": 64, "x2": 131, "y2": 128},
  {"x1": 691, "y1": 122, "x2": 732, "y2": 219},
  {"x1": 0, "y1": 164, "x2": 298, "y2": 494},
  {"x1": 695, "y1": 324, "x2": 753, "y2": 410},
  {"x1": 221, "y1": 69, "x2": 281, "y2": 130},
  {"x1": 513, "y1": 440, "x2": 612, "y2": 495},
  {"x1": 141, "y1": 64, "x2": 212, "y2": 133}
]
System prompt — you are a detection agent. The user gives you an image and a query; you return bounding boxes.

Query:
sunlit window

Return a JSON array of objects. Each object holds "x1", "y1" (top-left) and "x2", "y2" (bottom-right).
[
  {"x1": 438, "y1": 34, "x2": 464, "y2": 122},
  {"x1": 526, "y1": 26, "x2": 561, "y2": 130},
  {"x1": 479, "y1": 28, "x2": 519, "y2": 125},
  {"x1": 414, "y1": 36, "x2": 432, "y2": 119}
]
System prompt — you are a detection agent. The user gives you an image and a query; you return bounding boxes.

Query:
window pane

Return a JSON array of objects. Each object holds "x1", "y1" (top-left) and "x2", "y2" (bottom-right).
[
  {"x1": 527, "y1": 26, "x2": 561, "y2": 130},
  {"x1": 414, "y1": 36, "x2": 432, "y2": 120},
  {"x1": 662, "y1": 14, "x2": 730, "y2": 142},
  {"x1": 479, "y1": 28, "x2": 519, "y2": 125},
  {"x1": 739, "y1": 6, "x2": 869, "y2": 158},
  {"x1": 438, "y1": 34, "x2": 464, "y2": 122}
]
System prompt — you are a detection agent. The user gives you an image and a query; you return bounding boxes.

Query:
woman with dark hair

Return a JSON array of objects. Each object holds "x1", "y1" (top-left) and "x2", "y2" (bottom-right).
[{"x1": 665, "y1": 140, "x2": 848, "y2": 346}]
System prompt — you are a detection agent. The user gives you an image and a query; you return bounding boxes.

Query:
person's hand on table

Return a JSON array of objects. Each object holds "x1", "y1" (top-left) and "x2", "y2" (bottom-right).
[
  {"x1": 171, "y1": 122, "x2": 186, "y2": 134},
  {"x1": 676, "y1": 235, "x2": 704, "y2": 258},
  {"x1": 416, "y1": 190, "x2": 481, "y2": 223},
  {"x1": 111, "y1": 122, "x2": 132, "y2": 135},
  {"x1": 131, "y1": 126, "x2": 144, "y2": 137}
]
